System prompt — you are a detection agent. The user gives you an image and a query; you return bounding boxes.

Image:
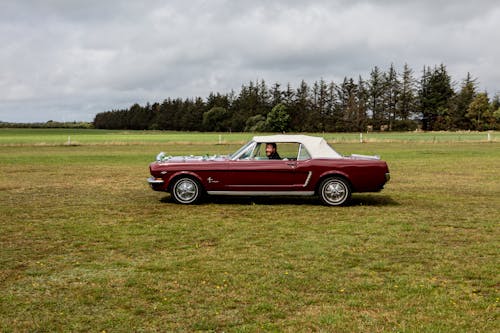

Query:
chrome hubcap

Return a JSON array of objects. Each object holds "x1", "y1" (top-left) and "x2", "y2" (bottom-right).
[
  {"x1": 175, "y1": 179, "x2": 197, "y2": 202},
  {"x1": 323, "y1": 181, "x2": 346, "y2": 203}
]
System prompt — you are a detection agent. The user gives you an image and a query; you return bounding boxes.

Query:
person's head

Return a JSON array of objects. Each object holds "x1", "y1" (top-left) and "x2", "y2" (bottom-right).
[{"x1": 266, "y1": 143, "x2": 277, "y2": 156}]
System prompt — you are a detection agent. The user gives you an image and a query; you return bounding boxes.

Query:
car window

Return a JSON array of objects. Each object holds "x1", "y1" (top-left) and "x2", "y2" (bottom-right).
[
  {"x1": 298, "y1": 144, "x2": 311, "y2": 160},
  {"x1": 278, "y1": 143, "x2": 300, "y2": 160},
  {"x1": 252, "y1": 142, "x2": 304, "y2": 160},
  {"x1": 238, "y1": 142, "x2": 308, "y2": 160}
]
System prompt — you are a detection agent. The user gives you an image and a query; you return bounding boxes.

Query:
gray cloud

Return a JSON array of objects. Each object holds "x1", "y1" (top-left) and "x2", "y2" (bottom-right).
[{"x1": 1, "y1": 0, "x2": 499, "y2": 122}]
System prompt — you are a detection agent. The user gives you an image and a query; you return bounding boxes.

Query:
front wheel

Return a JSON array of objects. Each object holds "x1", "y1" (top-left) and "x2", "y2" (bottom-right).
[
  {"x1": 171, "y1": 177, "x2": 203, "y2": 204},
  {"x1": 318, "y1": 177, "x2": 351, "y2": 206}
]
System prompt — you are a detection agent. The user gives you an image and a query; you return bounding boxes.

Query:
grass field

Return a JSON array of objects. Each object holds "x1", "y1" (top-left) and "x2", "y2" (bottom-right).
[
  {"x1": 0, "y1": 129, "x2": 499, "y2": 332},
  {"x1": 0, "y1": 128, "x2": 498, "y2": 146}
]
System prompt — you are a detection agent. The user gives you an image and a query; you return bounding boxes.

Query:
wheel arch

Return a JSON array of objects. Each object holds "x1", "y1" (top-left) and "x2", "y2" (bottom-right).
[
  {"x1": 167, "y1": 171, "x2": 205, "y2": 193},
  {"x1": 315, "y1": 171, "x2": 353, "y2": 195}
]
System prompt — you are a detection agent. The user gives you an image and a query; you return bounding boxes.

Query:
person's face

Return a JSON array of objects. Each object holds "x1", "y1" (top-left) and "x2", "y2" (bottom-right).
[{"x1": 266, "y1": 144, "x2": 275, "y2": 156}]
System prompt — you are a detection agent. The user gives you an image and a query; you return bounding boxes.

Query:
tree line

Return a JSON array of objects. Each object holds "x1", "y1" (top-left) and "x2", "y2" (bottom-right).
[
  {"x1": 0, "y1": 121, "x2": 92, "y2": 129},
  {"x1": 94, "y1": 64, "x2": 500, "y2": 132}
]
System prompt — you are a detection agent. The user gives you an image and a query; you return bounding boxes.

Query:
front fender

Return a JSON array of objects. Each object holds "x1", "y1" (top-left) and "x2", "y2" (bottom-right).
[{"x1": 166, "y1": 171, "x2": 204, "y2": 191}]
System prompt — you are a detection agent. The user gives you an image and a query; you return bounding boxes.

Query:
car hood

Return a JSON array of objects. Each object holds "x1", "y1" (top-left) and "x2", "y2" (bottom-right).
[{"x1": 154, "y1": 152, "x2": 229, "y2": 163}]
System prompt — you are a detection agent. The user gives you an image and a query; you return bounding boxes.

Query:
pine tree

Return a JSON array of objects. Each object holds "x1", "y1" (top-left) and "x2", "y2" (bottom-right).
[
  {"x1": 338, "y1": 77, "x2": 360, "y2": 132},
  {"x1": 325, "y1": 81, "x2": 341, "y2": 132},
  {"x1": 270, "y1": 82, "x2": 283, "y2": 106},
  {"x1": 453, "y1": 73, "x2": 477, "y2": 129},
  {"x1": 398, "y1": 63, "x2": 417, "y2": 122},
  {"x1": 383, "y1": 63, "x2": 401, "y2": 130},
  {"x1": 292, "y1": 80, "x2": 311, "y2": 131},
  {"x1": 356, "y1": 76, "x2": 369, "y2": 131},
  {"x1": 310, "y1": 79, "x2": 329, "y2": 132},
  {"x1": 257, "y1": 79, "x2": 271, "y2": 115},
  {"x1": 368, "y1": 66, "x2": 385, "y2": 130},
  {"x1": 418, "y1": 64, "x2": 454, "y2": 130}
]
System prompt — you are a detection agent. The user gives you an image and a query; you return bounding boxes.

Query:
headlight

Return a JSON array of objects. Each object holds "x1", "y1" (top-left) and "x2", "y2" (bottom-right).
[{"x1": 156, "y1": 152, "x2": 165, "y2": 162}]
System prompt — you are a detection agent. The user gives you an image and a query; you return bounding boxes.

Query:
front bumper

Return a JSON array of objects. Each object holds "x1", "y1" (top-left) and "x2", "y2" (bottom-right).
[
  {"x1": 147, "y1": 177, "x2": 165, "y2": 191},
  {"x1": 147, "y1": 177, "x2": 164, "y2": 185}
]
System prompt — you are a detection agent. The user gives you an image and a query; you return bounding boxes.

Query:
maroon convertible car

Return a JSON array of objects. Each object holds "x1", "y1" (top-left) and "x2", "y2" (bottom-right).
[{"x1": 148, "y1": 135, "x2": 390, "y2": 206}]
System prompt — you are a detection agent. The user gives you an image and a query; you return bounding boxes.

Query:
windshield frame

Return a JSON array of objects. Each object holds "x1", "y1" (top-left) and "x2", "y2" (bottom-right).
[{"x1": 229, "y1": 141, "x2": 257, "y2": 160}]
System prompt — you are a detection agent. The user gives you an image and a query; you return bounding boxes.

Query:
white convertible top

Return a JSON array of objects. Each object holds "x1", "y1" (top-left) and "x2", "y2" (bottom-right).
[{"x1": 252, "y1": 134, "x2": 343, "y2": 159}]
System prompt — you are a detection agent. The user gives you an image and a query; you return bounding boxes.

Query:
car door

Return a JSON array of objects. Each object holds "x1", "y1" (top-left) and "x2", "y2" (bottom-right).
[
  {"x1": 226, "y1": 142, "x2": 306, "y2": 191},
  {"x1": 286, "y1": 143, "x2": 314, "y2": 189}
]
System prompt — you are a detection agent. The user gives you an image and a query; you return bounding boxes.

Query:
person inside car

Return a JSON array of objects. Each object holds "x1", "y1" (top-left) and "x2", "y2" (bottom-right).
[{"x1": 266, "y1": 143, "x2": 281, "y2": 160}]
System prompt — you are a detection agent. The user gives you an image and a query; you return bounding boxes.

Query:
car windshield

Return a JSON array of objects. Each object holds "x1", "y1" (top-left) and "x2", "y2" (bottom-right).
[{"x1": 229, "y1": 141, "x2": 256, "y2": 160}]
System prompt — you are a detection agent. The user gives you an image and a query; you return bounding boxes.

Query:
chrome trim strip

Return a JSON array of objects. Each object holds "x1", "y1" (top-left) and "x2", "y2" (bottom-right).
[
  {"x1": 206, "y1": 191, "x2": 314, "y2": 196},
  {"x1": 227, "y1": 185, "x2": 292, "y2": 189},
  {"x1": 303, "y1": 171, "x2": 312, "y2": 187}
]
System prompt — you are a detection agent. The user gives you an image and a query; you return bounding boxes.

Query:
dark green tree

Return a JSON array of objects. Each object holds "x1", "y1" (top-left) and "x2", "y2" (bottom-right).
[
  {"x1": 383, "y1": 63, "x2": 400, "y2": 130},
  {"x1": 309, "y1": 79, "x2": 330, "y2": 132},
  {"x1": 231, "y1": 80, "x2": 270, "y2": 131},
  {"x1": 244, "y1": 114, "x2": 267, "y2": 132},
  {"x1": 290, "y1": 80, "x2": 311, "y2": 131},
  {"x1": 466, "y1": 92, "x2": 492, "y2": 130},
  {"x1": 491, "y1": 94, "x2": 500, "y2": 128},
  {"x1": 338, "y1": 77, "x2": 364, "y2": 132},
  {"x1": 266, "y1": 103, "x2": 290, "y2": 132},
  {"x1": 453, "y1": 73, "x2": 477, "y2": 129},
  {"x1": 397, "y1": 63, "x2": 418, "y2": 123},
  {"x1": 356, "y1": 76, "x2": 369, "y2": 131},
  {"x1": 418, "y1": 64, "x2": 454, "y2": 130},
  {"x1": 368, "y1": 66, "x2": 385, "y2": 129},
  {"x1": 181, "y1": 97, "x2": 205, "y2": 131},
  {"x1": 202, "y1": 107, "x2": 230, "y2": 131},
  {"x1": 207, "y1": 92, "x2": 231, "y2": 110},
  {"x1": 325, "y1": 81, "x2": 341, "y2": 132},
  {"x1": 270, "y1": 82, "x2": 283, "y2": 106}
]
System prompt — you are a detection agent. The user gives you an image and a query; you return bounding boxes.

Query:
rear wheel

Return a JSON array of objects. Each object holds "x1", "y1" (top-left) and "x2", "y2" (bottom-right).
[
  {"x1": 318, "y1": 177, "x2": 351, "y2": 206},
  {"x1": 171, "y1": 177, "x2": 202, "y2": 204}
]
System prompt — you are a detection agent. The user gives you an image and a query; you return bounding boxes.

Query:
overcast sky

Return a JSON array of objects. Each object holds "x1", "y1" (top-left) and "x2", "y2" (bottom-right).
[{"x1": 1, "y1": 0, "x2": 499, "y2": 122}]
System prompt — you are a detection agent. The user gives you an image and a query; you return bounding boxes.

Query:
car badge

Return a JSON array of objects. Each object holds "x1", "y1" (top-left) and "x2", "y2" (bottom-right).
[{"x1": 207, "y1": 177, "x2": 219, "y2": 184}]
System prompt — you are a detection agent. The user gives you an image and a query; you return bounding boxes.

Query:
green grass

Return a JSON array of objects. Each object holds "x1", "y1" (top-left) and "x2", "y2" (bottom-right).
[
  {"x1": 0, "y1": 130, "x2": 499, "y2": 332},
  {"x1": 0, "y1": 128, "x2": 498, "y2": 145}
]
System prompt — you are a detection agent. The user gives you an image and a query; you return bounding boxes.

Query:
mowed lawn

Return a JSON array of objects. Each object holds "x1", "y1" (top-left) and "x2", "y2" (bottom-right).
[{"x1": 0, "y1": 130, "x2": 499, "y2": 332}]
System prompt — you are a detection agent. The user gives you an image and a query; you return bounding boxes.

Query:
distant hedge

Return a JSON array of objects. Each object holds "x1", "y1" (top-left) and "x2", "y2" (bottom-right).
[{"x1": 0, "y1": 121, "x2": 93, "y2": 129}]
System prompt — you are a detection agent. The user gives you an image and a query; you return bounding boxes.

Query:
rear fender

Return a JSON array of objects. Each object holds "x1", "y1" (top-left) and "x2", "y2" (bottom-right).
[{"x1": 315, "y1": 171, "x2": 353, "y2": 193}]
